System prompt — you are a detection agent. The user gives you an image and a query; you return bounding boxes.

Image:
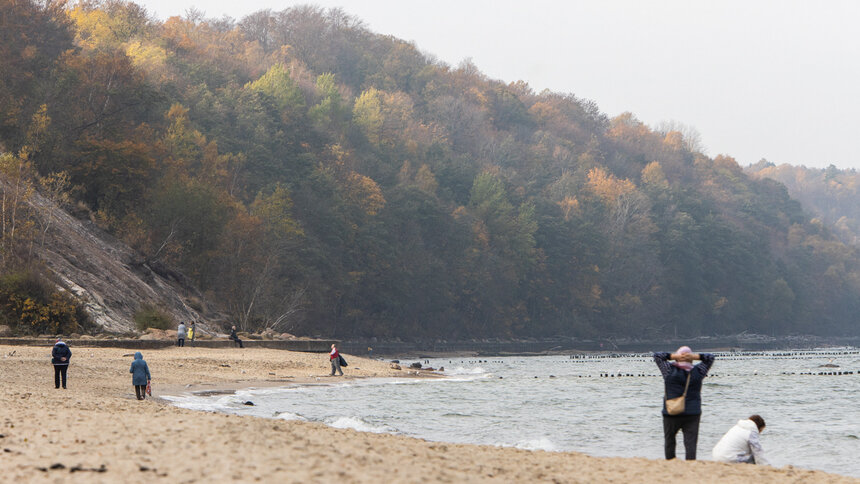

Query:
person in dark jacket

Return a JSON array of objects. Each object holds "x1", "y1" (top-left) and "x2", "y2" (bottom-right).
[
  {"x1": 51, "y1": 337, "x2": 72, "y2": 389},
  {"x1": 229, "y1": 326, "x2": 244, "y2": 348},
  {"x1": 129, "y1": 351, "x2": 152, "y2": 400},
  {"x1": 654, "y1": 346, "x2": 715, "y2": 460}
]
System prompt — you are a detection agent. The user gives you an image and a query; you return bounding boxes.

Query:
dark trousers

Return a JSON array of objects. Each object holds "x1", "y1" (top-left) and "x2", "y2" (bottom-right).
[
  {"x1": 232, "y1": 337, "x2": 243, "y2": 348},
  {"x1": 663, "y1": 414, "x2": 701, "y2": 460},
  {"x1": 54, "y1": 365, "x2": 68, "y2": 388},
  {"x1": 177, "y1": 338, "x2": 185, "y2": 347},
  {"x1": 135, "y1": 385, "x2": 147, "y2": 400}
]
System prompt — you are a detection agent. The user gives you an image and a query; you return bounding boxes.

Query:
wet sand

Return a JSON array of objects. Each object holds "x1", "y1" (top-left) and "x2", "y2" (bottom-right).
[{"x1": 0, "y1": 344, "x2": 856, "y2": 483}]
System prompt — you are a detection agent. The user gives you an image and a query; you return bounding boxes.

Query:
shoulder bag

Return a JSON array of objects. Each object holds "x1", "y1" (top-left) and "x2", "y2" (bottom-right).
[{"x1": 665, "y1": 371, "x2": 690, "y2": 415}]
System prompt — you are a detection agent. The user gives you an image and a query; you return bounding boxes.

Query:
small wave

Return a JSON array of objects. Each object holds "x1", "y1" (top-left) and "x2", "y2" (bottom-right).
[
  {"x1": 236, "y1": 386, "x2": 304, "y2": 396},
  {"x1": 514, "y1": 437, "x2": 559, "y2": 452},
  {"x1": 162, "y1": 393, "x2": 238, "y2": 411},
  {"x1": 234, "y1": 388, "x2": 264, "y2": 399},
  {"x1": 274, "y1": 411, "x2": 306, "y2": 421},
  {"x1": 326, "y1": 416, "x2": 392, "y2": 434},
  {"x1": 445, "y1": 366, "x2": 488, "y2": 375},
  {"x1": 441, "y1": 412, "x2": 472, "y2": 418}
]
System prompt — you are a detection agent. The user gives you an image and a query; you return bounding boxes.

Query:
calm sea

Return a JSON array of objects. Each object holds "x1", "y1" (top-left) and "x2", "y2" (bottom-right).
[{"x1": 164, "y1": 349, "x2": 860, "y2": 477}]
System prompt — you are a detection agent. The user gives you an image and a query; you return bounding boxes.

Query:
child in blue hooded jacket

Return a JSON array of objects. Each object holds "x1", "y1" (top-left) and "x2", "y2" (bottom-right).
[{"x1": 130, "y1": 352, "x2": 151, "y2": 400}]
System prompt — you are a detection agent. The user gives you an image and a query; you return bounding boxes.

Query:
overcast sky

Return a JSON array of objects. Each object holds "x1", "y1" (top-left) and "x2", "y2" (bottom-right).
[{"x1": 136, "y1": 0, "x2": 860, "y2": 170}]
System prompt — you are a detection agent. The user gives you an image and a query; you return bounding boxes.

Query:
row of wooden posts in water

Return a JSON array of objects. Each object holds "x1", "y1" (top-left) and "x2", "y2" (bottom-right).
[
  {"x1": 567, "y1": 349, "x2": 859, "y2": 360},
  {"x1": 590, "y1": 371, "x2": 857, "y2": 378},
  {"x1": 447, "y1": 349, "x2": 859, "y2": 378}
]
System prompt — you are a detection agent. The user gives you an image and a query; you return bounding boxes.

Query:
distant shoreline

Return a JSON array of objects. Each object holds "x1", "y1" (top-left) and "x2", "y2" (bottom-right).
[
  {"x1": 2, "y1": 334, "x2": 856, "y2": 358},
  {"x1": 4, "y1": 334, "x2": 856, "y2": 358},
  {"x1": 341, "y1": 336, "x2": 860, "y2": 358}
]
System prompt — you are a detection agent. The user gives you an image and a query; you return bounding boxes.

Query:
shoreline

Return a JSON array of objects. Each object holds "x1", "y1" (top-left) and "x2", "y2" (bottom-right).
[
  {"x1": 340, "y1": 337, "x2": 860, "y2": 357},
  {"x1": 1, "y1": 344, "x2": 857, "y2": 483},
  {"x1": 160, "y1": 356, "x2": 859, "y2": 477},
  {"x1": 156, "y1": 373, "x2": 441, "y2": 406}
]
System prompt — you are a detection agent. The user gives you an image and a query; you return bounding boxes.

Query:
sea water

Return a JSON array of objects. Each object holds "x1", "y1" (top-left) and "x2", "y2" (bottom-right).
[{"x1": 163, "y1": 350, "x2": 860, "y2": 477}]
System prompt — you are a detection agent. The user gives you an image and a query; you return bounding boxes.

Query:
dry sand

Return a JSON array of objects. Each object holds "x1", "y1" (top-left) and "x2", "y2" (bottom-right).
[{"x1": 0, "y1": 344, "x2": 856, "y2": 483}]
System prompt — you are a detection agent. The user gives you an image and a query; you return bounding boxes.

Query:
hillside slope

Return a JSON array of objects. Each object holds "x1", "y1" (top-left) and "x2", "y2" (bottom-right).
[
  {"x1": 746, "y1": 161, "x2": 860, "y2": 246},
  {"x1": 29, "y1": 188, "x2": 221, "y2": 333},
  {"x1": 3, "y1": 2, "x2": 860, "y2": 339}
]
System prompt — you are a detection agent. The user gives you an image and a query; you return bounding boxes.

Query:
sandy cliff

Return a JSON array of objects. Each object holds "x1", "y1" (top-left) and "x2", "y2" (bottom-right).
[{"x1": 27, "y1": 189, "x2": 223, "y2": 333}]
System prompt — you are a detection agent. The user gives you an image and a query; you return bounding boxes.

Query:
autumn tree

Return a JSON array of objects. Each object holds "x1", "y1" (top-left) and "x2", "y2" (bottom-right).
[
  {"x1": 0, "y1": 153, "x2": 36, "y2": 270},
  {"x1": 0, "y1": 0, "x2": 74, "y2": 149},
  {"x1": 3, "y1": 1, "x2": 860, "y2": 340}
]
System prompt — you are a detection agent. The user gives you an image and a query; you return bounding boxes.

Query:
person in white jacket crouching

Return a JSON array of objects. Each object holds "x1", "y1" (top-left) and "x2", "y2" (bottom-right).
[{"x1": 712, "y1": 415, "x2": 769, "y2": 465}]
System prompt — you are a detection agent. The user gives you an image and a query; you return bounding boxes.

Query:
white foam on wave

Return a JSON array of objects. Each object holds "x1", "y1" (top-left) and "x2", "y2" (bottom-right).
[
  {"x1": 444, "y1": 366, "x2": 488, "y2": 376},
  {"x1": 162, "y1": 393, "x2": 241, "y2": 411},
  {"x1": 326, "y1": 416, "x2": 392, "y2": 433},
  {"x1": 514, "y1": 437, "x2": 559, "y2": 452},
  {"x1": 274, "y1": 411, "x2": 306, "y2": 421},
  {"x1": 234, "y1": 388, "x2": 261, "y2": 399}
]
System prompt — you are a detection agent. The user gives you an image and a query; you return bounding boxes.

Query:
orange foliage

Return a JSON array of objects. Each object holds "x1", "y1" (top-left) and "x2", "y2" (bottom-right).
[
  {"x1": 663, "y1": 131, "x2": 684, "y2": 151},
  {"x1": 587, "y1": 167, "x2": 636, "y2": 203},
  {"x1": 343, "y1": 172, "x2": 385, "y2": 216},
  {"x1": 608, "y1": 112, "x2": 652, "y2": 143},
  {"x1": 557, "y1": 196, "x2": 580, "y2": 221},
  {"x1": 528, "y1": 101, "x2": 561, "y2": 126},
  {"x1": 641, "y1": 161, "x2": 670, "y2": 190},
  {"x1": 713, "y1": 154, "x2": 742, "y2": 174}
]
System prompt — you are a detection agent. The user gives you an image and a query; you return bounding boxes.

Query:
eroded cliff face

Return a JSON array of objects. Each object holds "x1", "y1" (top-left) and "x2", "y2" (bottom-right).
[{"x1": 29, "y1": 190, "x2": 224, "y2": 333}]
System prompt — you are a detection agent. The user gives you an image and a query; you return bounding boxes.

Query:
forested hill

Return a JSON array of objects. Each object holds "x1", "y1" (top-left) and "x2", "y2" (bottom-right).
[
  {"x1": 2, "y1": 1, "x2": 859, "y2": 339},
  {"x1": 746, "y1": 161, "x2": 860, "y2": 247}
]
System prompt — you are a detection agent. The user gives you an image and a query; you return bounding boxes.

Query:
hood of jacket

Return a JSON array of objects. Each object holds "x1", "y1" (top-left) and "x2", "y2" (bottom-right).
[
  {"x1": 134, "y1": 351, "x2": 143, "y2": 360},
  {"x1": 737, "y1": 419, "x2": 758, "y2": 432},
  {"x1": 54, "y1": 341, "x2": 67, "y2": 347}
]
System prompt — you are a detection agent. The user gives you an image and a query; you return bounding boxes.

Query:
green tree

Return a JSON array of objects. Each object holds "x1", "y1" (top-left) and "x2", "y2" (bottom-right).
[
  {"x1": 352, "y1": 87, "x2": 382, "y2": 145},
  {"x1": 309, "y1": 73, "x2": 345, "y2": 131},
  {"x1": 245, "y1": 63, "x2": 306, "y2": 118}
]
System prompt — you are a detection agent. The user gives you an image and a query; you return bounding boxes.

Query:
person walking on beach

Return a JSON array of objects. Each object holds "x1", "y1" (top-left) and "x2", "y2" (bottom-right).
[
  {"x1": 130, "y1": 352, "x2": 151, "y2": 400},
  {"x1": 712, "y1": 415, "x2": 769, "y2": 465},
  {"x1": 51, "y1": 337, "x2": 71, "y2": 389},
  {"x1": 654, "y1": 346, "x2": 715, "y2": 460},
  {"x1": 330, "y1": 343, "x2": 343, "y2": 376},
  {"x1": 177, "y1": 321, "x2": 187, "y2": 347},
  {"x1": 229, "y1": 325, "x2": 244, "y2": 348}
]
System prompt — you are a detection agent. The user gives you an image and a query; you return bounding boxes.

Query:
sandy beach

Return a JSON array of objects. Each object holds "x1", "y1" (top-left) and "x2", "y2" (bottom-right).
[{"x1": 0, "y1": 344, "x2": 856, "y2": 483}]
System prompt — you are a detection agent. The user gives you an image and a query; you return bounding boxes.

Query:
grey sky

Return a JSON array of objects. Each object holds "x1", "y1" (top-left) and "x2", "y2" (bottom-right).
[{"x1": 137, "y1": 0, "x2": 860, "y2": 170}]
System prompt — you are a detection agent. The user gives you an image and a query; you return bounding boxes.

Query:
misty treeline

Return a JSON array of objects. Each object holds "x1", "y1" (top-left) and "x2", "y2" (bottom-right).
[
  {"x1": 1, "y1": 0, "x2": 858, "y2": 338},
  {"x1": 747, "y1": 161, "x2": 860, "y2": 247}
]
